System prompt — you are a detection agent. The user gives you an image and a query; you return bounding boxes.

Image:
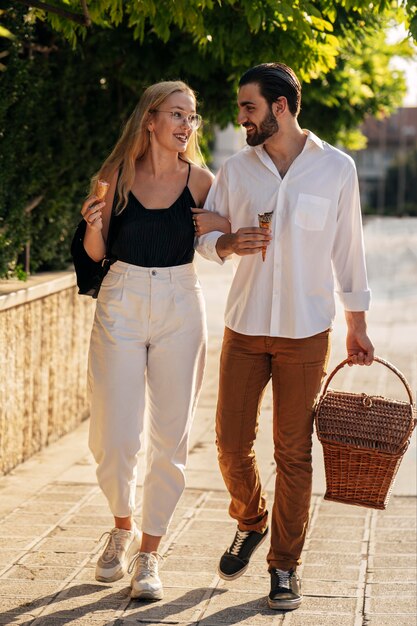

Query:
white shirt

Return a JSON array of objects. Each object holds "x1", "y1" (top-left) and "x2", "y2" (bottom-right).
[{"x1": 196, "y1": 130, "x2": 371, "y2": 339}]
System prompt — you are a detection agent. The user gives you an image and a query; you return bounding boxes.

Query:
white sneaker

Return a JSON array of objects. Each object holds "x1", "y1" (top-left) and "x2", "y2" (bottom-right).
[
  {"x1": 95, "y1": 525, "x2": 141, "y2": 582},
  {"x1": 130, "y1": 551, "x2": 163, "y2": 600}
]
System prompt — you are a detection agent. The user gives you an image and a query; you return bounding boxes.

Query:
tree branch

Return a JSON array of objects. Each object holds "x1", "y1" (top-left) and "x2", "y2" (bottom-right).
[
  {"x1": 13, "y1": 0, "x2": 89, "y2": 26},
  {"x1": 80, "y1": 0, "x2": 91, "y2": 27}
]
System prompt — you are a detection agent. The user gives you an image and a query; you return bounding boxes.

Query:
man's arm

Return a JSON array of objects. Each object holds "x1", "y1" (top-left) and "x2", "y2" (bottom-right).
[
  {"x1": 332, "y1": 159, "x2": 374, "y2": 365},
  {"x1": 345, "y1": 311, "x2": 374, "y2": 366},
  {"x1": 216, "y1": 229, "x2": 271, "y2": 259}
]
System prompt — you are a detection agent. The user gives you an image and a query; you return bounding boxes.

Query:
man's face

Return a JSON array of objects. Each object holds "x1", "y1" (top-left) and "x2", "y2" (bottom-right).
[{"x1": 237, "y1": 83, "x2": 278, "y2": 146}]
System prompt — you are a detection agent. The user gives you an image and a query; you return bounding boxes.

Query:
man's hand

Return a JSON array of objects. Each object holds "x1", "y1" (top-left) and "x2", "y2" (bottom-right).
[
  {"x1": 216, "y1": 227, "x2": 272, "y2": 259},
  {"x1": 345, "y1": 311, "x2": 374, "y2": 366}
]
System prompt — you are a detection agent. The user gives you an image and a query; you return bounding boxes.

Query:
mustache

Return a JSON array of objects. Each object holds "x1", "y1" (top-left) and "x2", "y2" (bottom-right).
[{"x1": 242, "y1": 122, "x2": 255, "y2": 128}]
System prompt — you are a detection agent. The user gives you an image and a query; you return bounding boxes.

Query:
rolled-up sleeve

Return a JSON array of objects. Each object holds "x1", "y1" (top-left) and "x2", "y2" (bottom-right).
[
  {"x1": 195, "y1": 165, "x2": 230, "y2": 264},
  {"x1": 332, "y1": 160, "x2": 371, "y2": 311}
]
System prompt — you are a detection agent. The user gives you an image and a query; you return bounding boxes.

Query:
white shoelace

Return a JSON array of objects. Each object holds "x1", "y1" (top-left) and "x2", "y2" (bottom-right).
[
  {"x1": 128, "y1": 551, "x2": 163, "y2": 576},
  {"x1": 274, "y1": 568, "x2": 291, "y2": 589},
  {"x1": 98, "y1": 528, "x2": 130, "y2": 563},
  {"x1": 229, "y1": 529, "x2": 250, "y2": 556}
]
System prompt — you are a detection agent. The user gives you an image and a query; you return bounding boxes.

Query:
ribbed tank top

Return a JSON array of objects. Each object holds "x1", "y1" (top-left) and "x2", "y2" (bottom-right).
[{"x1": 110, "y1": 163, "x2": 196, "y2": 268}]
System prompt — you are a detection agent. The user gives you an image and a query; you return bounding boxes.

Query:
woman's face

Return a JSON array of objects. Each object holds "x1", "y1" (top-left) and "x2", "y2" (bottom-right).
[{"x1": 148, "y1": 91, "x2": 198, "y2": 153}]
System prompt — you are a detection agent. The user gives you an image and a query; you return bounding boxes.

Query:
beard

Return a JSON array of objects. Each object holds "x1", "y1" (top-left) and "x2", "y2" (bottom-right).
[{"x1": 245, "y1": 109, "x2": 279, "y2": 146}]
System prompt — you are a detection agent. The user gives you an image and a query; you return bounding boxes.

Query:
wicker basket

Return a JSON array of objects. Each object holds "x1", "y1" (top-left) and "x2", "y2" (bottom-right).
[{"x1": 314, "y1": 356, "x2": 416, "y2": 510}]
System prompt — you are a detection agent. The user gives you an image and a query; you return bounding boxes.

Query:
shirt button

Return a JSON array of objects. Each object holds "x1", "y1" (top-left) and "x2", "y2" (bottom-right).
[{"x1": 151, "y1": 270, "x2": 157, "y2": 276}]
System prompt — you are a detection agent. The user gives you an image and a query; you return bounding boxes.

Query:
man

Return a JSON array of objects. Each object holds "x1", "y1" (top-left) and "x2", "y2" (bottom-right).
[{"x1": 196, "y1": 63, "x2": 374, "y2": 611}]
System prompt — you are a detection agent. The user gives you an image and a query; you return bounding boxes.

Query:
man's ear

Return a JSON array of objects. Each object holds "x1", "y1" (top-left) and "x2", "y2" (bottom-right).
[{"x1": 273, "y1": 96, "x2": 287, "y2": 117}]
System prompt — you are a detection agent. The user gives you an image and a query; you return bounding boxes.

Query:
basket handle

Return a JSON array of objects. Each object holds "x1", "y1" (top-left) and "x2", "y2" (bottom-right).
[{"x1": 321, "y1": 356, "x2": 415, "y2": 405}]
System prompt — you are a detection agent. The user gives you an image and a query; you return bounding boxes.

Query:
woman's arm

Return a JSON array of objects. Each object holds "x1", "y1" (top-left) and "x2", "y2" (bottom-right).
[
  {"x1": 189, "y1": 165, "x2": 231, "y2": 236},
  {"x1": 82, "y1": 169, "x2": 118, "y2": 261},
  {"x1": 192, "y1": 207, "x2": 231, "y2": 235}
]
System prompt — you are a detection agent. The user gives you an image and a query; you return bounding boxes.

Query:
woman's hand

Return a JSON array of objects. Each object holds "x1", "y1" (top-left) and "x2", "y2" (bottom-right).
[
  {"x1": 81, "y1": 196, "x2": 105, "y2": 232},
  {"x1": 191, "y1": 208, "x2": 231, "y2": 236}
]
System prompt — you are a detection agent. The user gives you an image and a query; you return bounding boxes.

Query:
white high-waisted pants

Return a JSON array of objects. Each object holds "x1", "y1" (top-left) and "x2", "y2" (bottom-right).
[{"x1": 88, "y1": 260, "x2": 207, "y2": 536}]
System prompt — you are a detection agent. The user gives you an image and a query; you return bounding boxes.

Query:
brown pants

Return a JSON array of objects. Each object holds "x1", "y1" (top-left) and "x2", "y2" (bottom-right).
[{"x1": 216, "y1": 327, "x2": 331, "y2": 571}]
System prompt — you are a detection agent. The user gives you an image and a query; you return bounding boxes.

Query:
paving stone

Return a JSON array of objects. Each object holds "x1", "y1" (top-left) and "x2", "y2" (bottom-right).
[
  {"x1": 0, "y1": 614, "x2": 41, "y2": 625},
  {"x1": 47, "y1": 525, "x2": 104, "y2": 539},
  {"x1": 122, "y1": 603, "x2": 199, "y2": 623},
  {"x1": 0, "y1": 579, "x2": 58, "y2": 598},
  {"x1": 373, "y1": 540, "x2": 416, "y2": 554},
  {"x1": 203, "y1": 590, "x2": 267, "y2": 611},
  {"x1": 77, "y1": 504, "x2": 110, "y2": 516},
  {"x1": 199, "y1": 606, "x2": 282, "y2": 625},
  {"x1": 375, "y1": 530, "x2": 416, "y2": 542},
  {"x1": 33, "y1": 492, "x2": 92, "y2": 503},
  {"x1": 30, "y1": 617, "x2": 118, "y2": 626},
  {"x1": 186, "y1": 519, "x2": 235, "y2": 532},
  {"x1": 365, "y1": 582, "x2": 416, "y2": 596},
  {"x1": 308, "y1": 527, "x2": 364, "y2": 541},
  {"x1": 0, "y1": 523, "x2": 52, "y2": 537},
  {"x1": 284, "y1": 614, "x2": 355, "y2": 626},
  {"x1": 65, "y1": 514, "x2": 113, "y2": 527},
  {"x1": 300, "y1": 596, "x2": 357, "y2": 612},
  {"x1": 0, "y1": 551, "x2": 23, "y2": 566},
  {"x1": 39, "y1": 596, "x2": 124, "y2": 618},
  {"x1": 19, "y1": 551, "x2": 88, "y2": 567},
  {"x1": 370, "y1": 554, "x2": 417, "y2": 568},
  {"x1": 61, "y1": 582, "x2": 131, "y2": 602},
  {"x1": 161, "y1": 557, "x2": 218, "y2": 573},
  {"x1": 302, "y1": 552, "x2": 360, "y2": 567},
  {"x1": 19, "y1": 502, "x2": 72, "y2": 515},
  {"x1": 3, "y1": 564, "x2": 76, "y2": 580},
  {"x1": 364, "y1": 617, "x2": 416, "y2": 626},
  {"x1": 302, "y1": 564, "x2": 361, "y2": 581},
  {"x1": 317, "y1": 502, "x2": 368, "y2": 517},
  {"x1": 217, "y1": 576, "x2": 272, "y2": 593},
  {"x1": 38, "y1": 537, "x2": 97, "y2": 552},
  {"x1": 0, "y1": 595, "x2": 49, "y2": 613},
  {"x1": 307, "y1": 539, "x2": 363, "y2": 553},
  {"x1": 366, "y1": 596, "x2": 417, "y2": 613},
  {"x1": 376, "y1": 516, "x2": 416, "y2": 529},
  {"x1": 311, "y1": 515, "x2": 366, "y2": 528},
  {"x1": 194, "y1": 509, "x2": 231, "y2": 521},
  {"x1": 4, "y1": 512, "x2": 63, "y2": 525},
  {"x1": 302, "y1": 580, "x2": 360, "y2": 597},
  {"x1": 368, "y1": 568, "x2": 416, "y2": 582},
  {"x1": 159, "y1": 571, "x2": 215, "y2": 589},
  {"x1": 168, "y1": 544, "x2": 223, "y2": 558}
]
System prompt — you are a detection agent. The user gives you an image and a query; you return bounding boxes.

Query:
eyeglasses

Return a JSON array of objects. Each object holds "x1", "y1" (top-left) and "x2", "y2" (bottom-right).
[{"x1": 150, "y1": 110, "x2": 202, "y2": 130}]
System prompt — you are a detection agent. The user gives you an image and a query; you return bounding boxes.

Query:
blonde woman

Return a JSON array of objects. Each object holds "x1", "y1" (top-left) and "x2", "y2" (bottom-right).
[{"x1": 81, "y1": 81, "x2": 229, "y2": 600}]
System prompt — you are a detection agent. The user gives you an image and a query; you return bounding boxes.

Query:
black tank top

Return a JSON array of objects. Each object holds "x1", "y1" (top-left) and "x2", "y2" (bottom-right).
[{"x1": 110, "y1": 162, "x2": 196, "y2": 267}]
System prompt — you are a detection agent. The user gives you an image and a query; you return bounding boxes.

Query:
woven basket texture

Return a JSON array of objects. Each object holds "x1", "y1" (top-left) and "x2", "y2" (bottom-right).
[{"x1": 315, "y1": 357, "x2": 416, "y2": 510}]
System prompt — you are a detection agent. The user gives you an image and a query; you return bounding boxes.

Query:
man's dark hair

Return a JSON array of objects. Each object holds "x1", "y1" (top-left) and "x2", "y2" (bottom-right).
[{"x1": 239, "y1": 63, "x2": 302, "y2": 117}]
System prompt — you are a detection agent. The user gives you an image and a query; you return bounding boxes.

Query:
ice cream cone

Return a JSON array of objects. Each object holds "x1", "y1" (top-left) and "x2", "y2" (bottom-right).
[
  {"x1": 95, "y1": 180, "x2": 109, "y2": 200},
  {"x1": 258, "y1": 211, "x2": 273, "y2": 262}
]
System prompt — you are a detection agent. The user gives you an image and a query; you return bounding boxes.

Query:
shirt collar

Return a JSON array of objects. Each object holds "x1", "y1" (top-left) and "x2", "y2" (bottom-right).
[
  {"x1": 302, "y1": 129, "x2": 324, "y2": 150},
  {"x1": 249, "y1": 129, "x2": 323, "y2": 178},
  {"x1": 251, "y1": 128, "x2": 324, "y2": 159}
]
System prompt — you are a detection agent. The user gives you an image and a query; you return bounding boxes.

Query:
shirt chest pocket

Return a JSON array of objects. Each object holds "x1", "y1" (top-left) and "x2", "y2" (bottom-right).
[{"x1": 294, "y1": 193, "x2": 331, "y2": 231}]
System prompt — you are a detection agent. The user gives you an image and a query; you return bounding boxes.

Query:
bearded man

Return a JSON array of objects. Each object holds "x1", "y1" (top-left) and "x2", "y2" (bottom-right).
[{"x1": 196, "y1": 62, "x2": 374, "y2": 611}]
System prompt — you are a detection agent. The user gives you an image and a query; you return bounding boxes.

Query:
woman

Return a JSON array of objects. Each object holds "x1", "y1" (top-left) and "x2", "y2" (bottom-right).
[{"x1": 81, "y1": 81, "x2": 229, "y2": 601}]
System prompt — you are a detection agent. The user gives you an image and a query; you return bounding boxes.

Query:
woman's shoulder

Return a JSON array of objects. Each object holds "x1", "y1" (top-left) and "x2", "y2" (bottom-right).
[
  {"x1": 190, "y1": 163, "x2": 214, "y2": 184},
  {"x1": 188, "y1": 164, "x2": 214, "y2": 207}
]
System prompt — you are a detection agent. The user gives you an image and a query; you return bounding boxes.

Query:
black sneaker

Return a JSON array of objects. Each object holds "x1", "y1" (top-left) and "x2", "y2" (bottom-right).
[
  {"x1": 218, "y1": 526, "x2": 269, "y2": 580},
  {"x1": 268, "y1": 568, "x2": 302, "y2": 610}
]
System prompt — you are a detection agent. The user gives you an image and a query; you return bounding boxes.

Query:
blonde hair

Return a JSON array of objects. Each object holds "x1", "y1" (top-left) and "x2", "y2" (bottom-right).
[{"x1": 91, "y1": 81, "x2": 204, "y2": 214}]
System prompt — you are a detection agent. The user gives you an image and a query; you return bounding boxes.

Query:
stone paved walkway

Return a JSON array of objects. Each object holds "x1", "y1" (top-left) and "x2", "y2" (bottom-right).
[{"x1": 0, "y1": 217, "x2": 416, "y2": 625}]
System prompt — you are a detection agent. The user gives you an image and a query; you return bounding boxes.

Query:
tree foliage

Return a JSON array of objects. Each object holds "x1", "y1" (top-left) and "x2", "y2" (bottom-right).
[{"x1": 0, "y1": 1, "x2": 414, "y2": 278}]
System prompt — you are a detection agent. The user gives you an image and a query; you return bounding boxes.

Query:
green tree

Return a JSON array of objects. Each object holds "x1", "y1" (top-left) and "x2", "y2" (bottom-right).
[{"x1": 0, "y1": 1, "x2": 414, "y2": 278}]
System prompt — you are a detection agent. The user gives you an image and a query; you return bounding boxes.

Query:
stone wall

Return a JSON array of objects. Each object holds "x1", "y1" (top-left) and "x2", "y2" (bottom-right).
[{"x1": 0, "y1": 273, "x2": 95, "y2": 475}]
